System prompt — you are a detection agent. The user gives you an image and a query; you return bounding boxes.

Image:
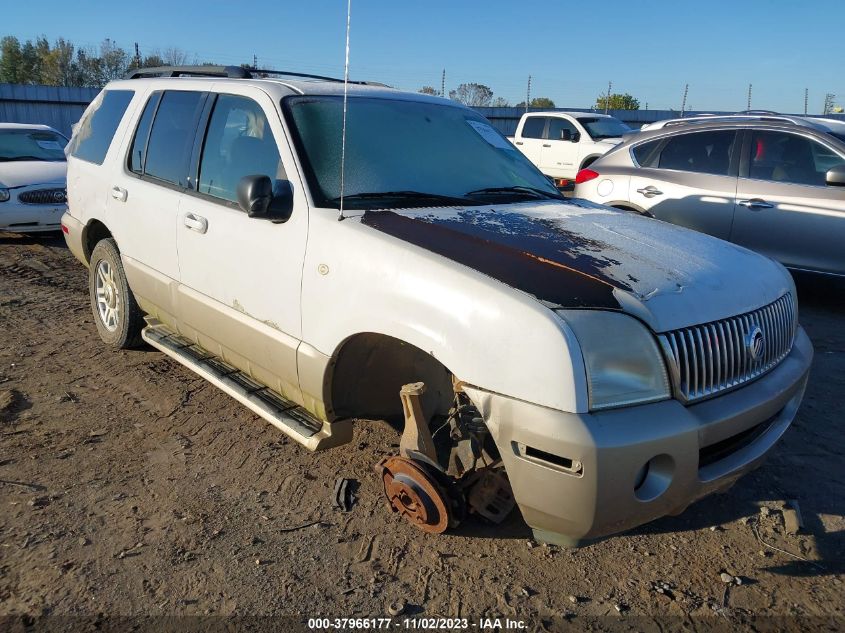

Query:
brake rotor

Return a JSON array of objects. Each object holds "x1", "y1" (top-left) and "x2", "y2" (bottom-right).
[{"x1": 376, "y1": 455, "x2": 453, "y2": 534}]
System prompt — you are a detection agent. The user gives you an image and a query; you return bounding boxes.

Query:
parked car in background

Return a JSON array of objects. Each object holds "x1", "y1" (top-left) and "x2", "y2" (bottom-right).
[
  {"x1": 509, "y1": 111, "x2": 630, "y2": 182},
  {"x1": 62, "y1": 67, "x2": 811, "y2": 547},
  {"x1": 0, "y1": 123, "x2": 69, "y2": 233},
  {"x1": 575, "y1": 114, "x2": 845, "y2": 276}
]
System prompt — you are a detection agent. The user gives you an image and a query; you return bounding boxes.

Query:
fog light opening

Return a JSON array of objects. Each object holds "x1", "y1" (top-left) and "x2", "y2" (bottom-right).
[{"x1": 634, "y1": 454, "x2": 674, "y2": 502}]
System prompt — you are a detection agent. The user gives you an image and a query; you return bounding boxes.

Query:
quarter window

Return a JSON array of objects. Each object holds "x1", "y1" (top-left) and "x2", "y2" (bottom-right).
[
  {"x1": 128, "y1": 92, "x2": 161, "y2": 174},
  {"x1": 198, "y1": 95, "x2": 282, "y2": 203},
  {"x1": 521, "y1": 117, "x2": 546, "y2": 139},
  {"x1": 748, "y1": 130, "x2": 845, "y2": 186},
  {"x1": 143, "y1": 91, "x2": 205, "y2": 187},
  {"x1": 69, "y1": 90, "x2": 134, "y2": 165},
  {"x1": 656, "y1": 130, "x2": 737, "y2": 176}
]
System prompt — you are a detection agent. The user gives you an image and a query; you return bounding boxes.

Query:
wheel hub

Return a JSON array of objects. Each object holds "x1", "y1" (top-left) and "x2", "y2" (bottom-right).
[{"x1": 376, "y1": 455, "x2": 452, "y2": 534}]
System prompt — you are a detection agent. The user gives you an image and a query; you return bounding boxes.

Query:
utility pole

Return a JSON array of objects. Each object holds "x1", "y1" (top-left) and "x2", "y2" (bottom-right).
[
  {"x1": 441, "y1": 69, "x2": 445, "y2": 98},
  {"x1": 253, "y1": 54, "x2": 258, "y2": 69},
  {"x1": 526, "y1": 75, "x2": 532, "y2": 113},
  {"x1": 804, "y1": 88, "x2": 809, "y2": 115},
  {"x1": 823, "y1": 93, "x2": 836, "y2": 115},
  {"x1": 680, "y1": 83, "x2": 689, "y2": 117},
  {"x1": 134, "y1": 42, "x2": 141, "y2": 68},
  {"x1": 605, "y1": 80, "x2": 612, "y2": 114},
  {"x1": 747, "y1": 83, "x2": 752, "y2": 111}
]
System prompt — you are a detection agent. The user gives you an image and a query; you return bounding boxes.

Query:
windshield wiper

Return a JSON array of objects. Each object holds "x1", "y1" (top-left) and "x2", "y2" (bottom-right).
[
  {"x1": 332, "y1": 190, "x2": 471, "y2": 206},
  {"x1": 465, "y1": 186, "x2": 563, "y2": 200}
]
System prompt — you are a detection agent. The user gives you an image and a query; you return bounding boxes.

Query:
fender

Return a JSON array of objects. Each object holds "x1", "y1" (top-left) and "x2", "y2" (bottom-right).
[{"x1": 300, "y1": 210, "x2": 589, "y2": 414}]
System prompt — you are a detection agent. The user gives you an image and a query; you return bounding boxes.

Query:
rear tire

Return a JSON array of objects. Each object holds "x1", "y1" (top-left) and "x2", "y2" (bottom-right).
[{"x1": 88, "y1": 238, "x2": 145, "y2": 349}]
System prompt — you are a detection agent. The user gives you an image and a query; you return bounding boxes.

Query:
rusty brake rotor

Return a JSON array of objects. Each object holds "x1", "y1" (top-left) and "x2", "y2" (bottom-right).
[{"x1": 376, "y1": 455, "x2": 454, "y2": 534}]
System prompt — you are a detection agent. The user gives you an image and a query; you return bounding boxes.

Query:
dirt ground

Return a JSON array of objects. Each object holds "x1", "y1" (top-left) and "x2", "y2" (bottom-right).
[{"x1": 0, "y1": 231, "x2": 843, "y2": 632}]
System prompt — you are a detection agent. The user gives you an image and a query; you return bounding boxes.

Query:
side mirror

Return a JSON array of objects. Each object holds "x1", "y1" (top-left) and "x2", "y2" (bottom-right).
[
  {"x1": 825, "y1": 164, "x2": 845, "y2": 187},
  {"x1": 571, "y1": 132, "x2": 581, "y2": 143},
  {"x1": 237, "y1": 175, "x2": 293, "y2": 223},
  {"x1": 560, "y1": 129, "x2": 572, "y2": 142}
]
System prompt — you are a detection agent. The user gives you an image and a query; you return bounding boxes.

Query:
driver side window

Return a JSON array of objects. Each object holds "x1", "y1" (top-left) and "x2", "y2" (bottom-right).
[{"x1": 198, "y1": 94, "x2": 282, "y2": 203}]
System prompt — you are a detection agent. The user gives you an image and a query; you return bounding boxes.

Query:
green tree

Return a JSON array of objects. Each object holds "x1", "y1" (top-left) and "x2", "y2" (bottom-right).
[
  {"x1": 0, "y1": 36, "x2": 23, "y2": 83},
  {"x1": 515, "y1": 97, "x2": 557, "y2": 108},
  {"x1": 491, "y1": 96, "x2": 510, "y2": 107},
  {"x1": 449, "y1": 82, "x2": 493, "y2": 107},
  {"x1": 595, "y1": 92, "x2": 640, "y2": 110}
]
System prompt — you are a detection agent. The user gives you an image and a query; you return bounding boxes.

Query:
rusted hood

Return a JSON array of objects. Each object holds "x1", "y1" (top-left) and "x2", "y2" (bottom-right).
[{"x1": 359, "y1": 200, "x2": 792, "y2": 332}]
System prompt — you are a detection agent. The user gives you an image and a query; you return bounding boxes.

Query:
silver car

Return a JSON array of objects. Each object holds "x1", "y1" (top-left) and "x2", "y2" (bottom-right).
[{"x1": 574, "y1": 115, "x2": 845, "y2": 276}]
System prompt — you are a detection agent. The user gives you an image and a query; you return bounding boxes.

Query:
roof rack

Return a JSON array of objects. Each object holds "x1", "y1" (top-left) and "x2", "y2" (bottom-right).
[
  {"x1": 124, "y1": 65, "x2": 387, "y2": 86},
  {"x1": 646, "y1": 113, "x2": 815, "y2": 131}
]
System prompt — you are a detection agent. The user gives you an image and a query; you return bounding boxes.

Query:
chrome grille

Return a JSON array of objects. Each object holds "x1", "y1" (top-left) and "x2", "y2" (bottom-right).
[
  {"x1": 18, "y1": 188, "x2": 66, "y2": 205},
  {"x1": 658, "y1": 294, "x2": 796, "y2": 404}
]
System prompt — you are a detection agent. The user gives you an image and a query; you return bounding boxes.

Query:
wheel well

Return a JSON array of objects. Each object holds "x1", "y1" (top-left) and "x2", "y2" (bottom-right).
[
  {"x1": 82, "y1": 220, "x2": 113, "y2": 263},
  {"x1": 326, "y1": 333, "x2": 454, "y2": 425},
  {"x1": 611, "y1": 203, "x2": 652, "y2": 217}
]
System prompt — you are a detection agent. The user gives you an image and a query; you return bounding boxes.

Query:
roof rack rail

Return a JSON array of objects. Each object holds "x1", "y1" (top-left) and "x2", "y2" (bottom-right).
[
  {"x1": 648, "y1": 113, "x2": 813, "y2": 130},
  {"x1": 125, "y1": 65, "x2": 251, "y2": 79},
  {"x1": 124, "y1": 65, "x2": 390, "y2": 87}
]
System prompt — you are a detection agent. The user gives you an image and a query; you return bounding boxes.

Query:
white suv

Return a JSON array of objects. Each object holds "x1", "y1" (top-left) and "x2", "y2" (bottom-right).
[{"x1": 63, "y1": 66, "x2": 812, "y2": 547}]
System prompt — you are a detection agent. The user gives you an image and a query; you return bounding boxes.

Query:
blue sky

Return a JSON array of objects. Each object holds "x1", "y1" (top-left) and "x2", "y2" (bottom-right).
[{"x1": 5, "y1": 0, "x2": 842, "y2": 113}]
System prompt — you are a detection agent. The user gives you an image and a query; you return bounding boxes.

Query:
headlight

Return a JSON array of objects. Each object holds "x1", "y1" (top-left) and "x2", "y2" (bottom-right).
[
  {"x1": 559, "y1": 310, "x2": 670, "y2": 411},
  {"x1": 0, "y1": 188, "x2": 9, "y2": 202}
]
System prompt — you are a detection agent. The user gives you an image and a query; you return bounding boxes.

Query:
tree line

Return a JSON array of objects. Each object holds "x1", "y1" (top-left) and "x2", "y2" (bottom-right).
[
  {"x1": 0, "y1": 35, "x2": 216, "y2": 88},
  {"x1": 421, "y1": 82, "x2": 640, "y2": 111}
]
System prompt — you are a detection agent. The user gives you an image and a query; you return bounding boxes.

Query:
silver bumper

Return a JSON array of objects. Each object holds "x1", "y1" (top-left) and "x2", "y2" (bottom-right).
[{"x1": 468, "y1": 326, "x2": 813, "y2": 546}]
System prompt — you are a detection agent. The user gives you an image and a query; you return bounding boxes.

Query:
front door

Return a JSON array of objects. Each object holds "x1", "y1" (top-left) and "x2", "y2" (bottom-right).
[
  {"x1": 540, "y1": 117, "x2": 580, "y2": 179},
  {"x1": 628, "y1": 129, "x2": 740, "y2": 239},
  {"x1": 731, "y1": 129, "x2": 845, "y2": 274},
  {"x1": 175, "y1": 88, "x2": 308, "y2": 403}
]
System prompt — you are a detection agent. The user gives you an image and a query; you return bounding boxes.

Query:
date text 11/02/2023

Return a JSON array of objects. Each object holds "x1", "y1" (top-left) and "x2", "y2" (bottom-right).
[{"x1": 306, "y1": 617, "x2": 527, "y2": 630}]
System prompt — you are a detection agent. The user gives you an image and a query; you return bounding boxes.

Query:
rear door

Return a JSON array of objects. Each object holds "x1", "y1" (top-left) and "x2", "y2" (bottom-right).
[
  {"x1": 174, "y1": 86, "x2": 308, "y2": 403},
  {"x1": 627, "y1": 129, "x2": 740, "y2": 239},
  {"x1": 109, "y1": 89, "x2": 207, "y2": 312},
  {"x1": 514, "y1": 116, "x2": 547, "y2": 166},
  {"x1": 731, "y1": 129, "x2": 845, "y2": 274},
  {"x1": 539, "y1": 117, "x2": 579, "y2": 178}
]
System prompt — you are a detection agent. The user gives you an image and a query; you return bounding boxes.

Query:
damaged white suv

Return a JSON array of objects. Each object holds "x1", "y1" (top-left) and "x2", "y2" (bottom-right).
[{"x1": 63, "y1": 66, "x2": 812, "y2": 546}]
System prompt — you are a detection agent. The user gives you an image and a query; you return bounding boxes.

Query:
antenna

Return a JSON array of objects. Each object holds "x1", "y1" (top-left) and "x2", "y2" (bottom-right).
[{"x1": 338, "y1": 0, "x2": 352, "y2": 221}]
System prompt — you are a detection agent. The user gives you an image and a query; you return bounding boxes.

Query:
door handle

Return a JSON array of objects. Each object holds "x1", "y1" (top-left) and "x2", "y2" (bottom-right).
[
  {"x1": 111, "y1": 186, "x2": 127, "y2": 202},
  {"x1": 515, "y1": 141, "x2": 524, "y2": 145},
  {"x1": 636, "y1": 186, "x2": 663, "y2": 198},
  {"x1": 737, "y1": 198, "x2": 774, "y2": 209},
  {"x1": 542, "y1": 143, "x2": 551, "y2": 148},
  {"x1": 183, "y1": 212, "x2": 208, "y2": 234}
]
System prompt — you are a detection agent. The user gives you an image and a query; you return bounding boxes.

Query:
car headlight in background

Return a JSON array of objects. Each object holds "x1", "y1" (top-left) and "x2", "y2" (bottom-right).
[
  {"x1": 558, "y1": 310, "x2": 670, "y2": 411},
  {"x1": 0, "y1": 188, "x2": 9, "y2": 202}
]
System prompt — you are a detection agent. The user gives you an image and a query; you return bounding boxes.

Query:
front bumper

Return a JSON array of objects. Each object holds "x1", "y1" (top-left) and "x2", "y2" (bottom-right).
[
  {"x1": 467, "y1": 325, "x2": 813, "y2": 546},
  {"x1": 0, "y1": 200, "x2": 65, "y2": 232}
]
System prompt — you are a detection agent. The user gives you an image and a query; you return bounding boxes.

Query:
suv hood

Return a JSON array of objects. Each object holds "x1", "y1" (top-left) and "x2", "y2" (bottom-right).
[
  {"x1": 360, "y1": 200, "x2": 791, "y2": 333},
  {"x1": 0, "y1": 161, "x2": 67, "y2": 189}
]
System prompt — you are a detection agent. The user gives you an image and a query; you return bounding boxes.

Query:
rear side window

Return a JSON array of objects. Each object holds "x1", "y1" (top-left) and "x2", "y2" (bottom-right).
[
  {"x1": 655, "y1": 130, "x2": 737, "y2": 176},
  {"x1": 143, "y1": 91, "x2": 205, "y2": 187},
  {"x1": 198, "y1": 94, "x2": 282, "y2": 203},
  {"x1": 521, "y1": 117, "x2": 546, "y2": 139},
  {"x1": 632, "y1": 139, "x2": 661, "y2": 167},
  {"x1": 69, "y1": 90, "x2": 134, "y2": 165}
]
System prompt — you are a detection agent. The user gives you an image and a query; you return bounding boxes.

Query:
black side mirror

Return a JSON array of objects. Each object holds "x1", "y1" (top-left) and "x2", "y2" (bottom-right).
[
  {"x1": 560, "y1": 129, "x2": 572, "y2": 142},
  {"x1": 237, "y1": 175, "x2": 294, "y2": 223},
  {"x1": 825, "y1": 164, "x2": 845, "y2": 187},
  {"x1": 571, "y1": 132, "x2": 581, "y2": 143}
]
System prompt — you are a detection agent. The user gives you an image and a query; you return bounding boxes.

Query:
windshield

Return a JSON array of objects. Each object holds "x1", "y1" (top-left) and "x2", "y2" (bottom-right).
[
  {"x1": 0, "y1": 128, "x2": 68, "y2": 162},
  {"x1": 283, "y1": 96, "x2": 562, "y2": 210},
  {"x1": 576, "y1": 117, "x2": 631, "y2": 140}
]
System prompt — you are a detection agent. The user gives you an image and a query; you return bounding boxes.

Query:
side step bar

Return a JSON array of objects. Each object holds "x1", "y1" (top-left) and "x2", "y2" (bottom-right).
[{"x1": 141, "y1": 319, "x2": 352, "y2": 451}]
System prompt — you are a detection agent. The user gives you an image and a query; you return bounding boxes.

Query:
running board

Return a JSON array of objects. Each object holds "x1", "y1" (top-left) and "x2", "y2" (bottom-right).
[{"x1": 141, "y1": 319, "x2": 352, "y2": 451}]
